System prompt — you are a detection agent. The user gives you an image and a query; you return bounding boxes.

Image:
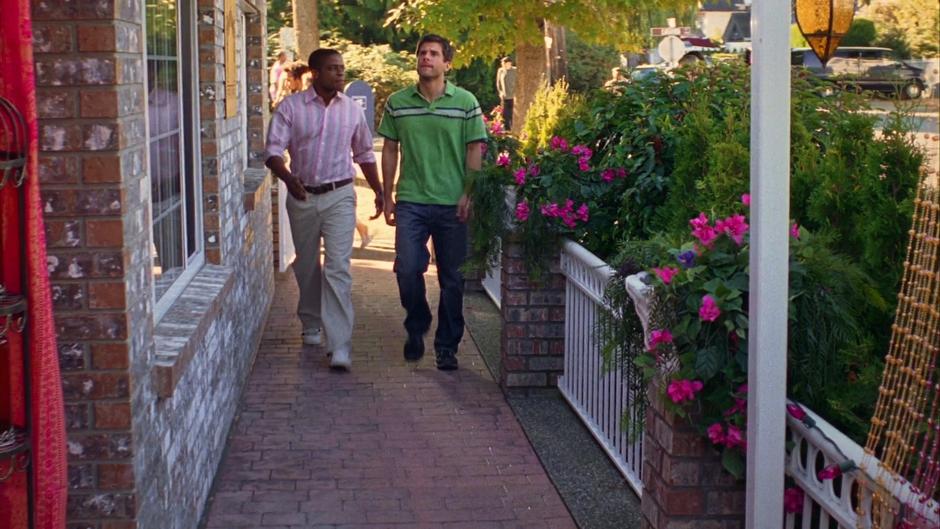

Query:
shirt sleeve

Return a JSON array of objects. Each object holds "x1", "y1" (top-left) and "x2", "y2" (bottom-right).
[
  {"x1": 351, "y1": 106, "x2": 376, "y2": 164},
  {"x1": 463, "y1": 97, "x2": 488, "y2": 144},
  {"x1": 376, "y1": 101, "x2": 398, "y2": 141},
  {"x1": 264, "y1": 101, "x2": 292, "y2": 160}
]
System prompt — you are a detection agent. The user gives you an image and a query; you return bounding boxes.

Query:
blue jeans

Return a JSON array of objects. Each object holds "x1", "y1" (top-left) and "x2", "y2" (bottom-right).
[{"x1": 394, "y1": 201, "x2": 468, "y2": 354}]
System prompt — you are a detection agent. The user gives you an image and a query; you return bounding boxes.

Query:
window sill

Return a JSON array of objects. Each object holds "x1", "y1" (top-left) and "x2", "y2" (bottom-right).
[
  {"x1": 243, "y1": 167, "x2": 269, "y2": 212},
  {"x1": 152, "y1": 264, "x2": 234, "y2": 398}
]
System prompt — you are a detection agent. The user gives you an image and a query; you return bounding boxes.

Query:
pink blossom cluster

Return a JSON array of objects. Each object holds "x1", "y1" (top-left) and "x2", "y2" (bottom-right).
[
  {"x1": 699, "y1": 294, "x2": 721, "y2": 322},
  {"x1": 514, "y1": 167, "x2": 526, "y2": 186},
  {"x1": 689, "y1": 213, "x2": 720, "y2": 247},
  {"x1": 540, "y1": 199, "x2": 589, "y2": 228},
  {"x1": 706, "y1": 422, "x2": 745, "y2": 449},
  {"x1": 689, "y1": 212, "x2": 750, "y2": 247},
  {"x1": 496, "y1": 153, "x2": 511, "y2": 167},
  {"x1": 723, "y1": 384, "x2": 748, "y2": 418},
  {"x1": 515, "y1": 200, "x2": 530, "y2": 221},
  {"x1": 783, "y1": 487, "x2": 804, "y2": 513},
  {"x1": 570, "y1": 145, "x2": 592, "y2": 172},
  {"x1": 489, "y1": 119, "x2": 504, "y2": 135},
  {"x1": 601, "y1": 167, "x2": 627, "y2": 182},
  {"x1": 647, "y1": 329, "x2": 673, "y2": 352},
  {"x1": 666, "y1": 379, "x2": 703, "y2": 404},
  {"x1": 549, "y1": 136, "x2": 569, "y2": 151},
  {"x1": 652, "y1": 266, "x2": 679, "y2": 284}
]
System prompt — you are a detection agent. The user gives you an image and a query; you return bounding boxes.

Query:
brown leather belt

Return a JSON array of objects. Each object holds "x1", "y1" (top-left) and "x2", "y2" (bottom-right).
[{"x1": 304, "y1": 178, "x2": 353, "y2": 195}]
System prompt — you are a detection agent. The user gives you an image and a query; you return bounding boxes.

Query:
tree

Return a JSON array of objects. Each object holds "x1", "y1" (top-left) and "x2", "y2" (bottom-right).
[
  {"x1": 860, "y1": 0, "x2": 940, "y2": 58},
  {"x1": 841, "y1": 18, "x2": 876, "y2": 47},
  {"x1": 385, "y1": 0, "x2": 698, "y2": 130}
]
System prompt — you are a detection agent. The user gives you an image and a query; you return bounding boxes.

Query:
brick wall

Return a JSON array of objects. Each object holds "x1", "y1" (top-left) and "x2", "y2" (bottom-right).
[
  {"x1": 33, "y1": 1, "x2": 273, "y2": 527},
  {"x1": 499, "y1": 239, "x2": 566, "y2": 389},
  {"x1": 641, "y1": 383, "x2": 745, "y2": 529}
]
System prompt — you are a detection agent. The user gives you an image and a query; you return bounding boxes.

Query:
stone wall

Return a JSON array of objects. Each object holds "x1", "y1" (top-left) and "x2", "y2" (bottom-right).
[
  {"x1": 499, "y1": 239, "x2": 566, "y2": 389},
  {"x1": 641, "y1": 383, "x2": 746, "y2": 529},
  {"x1": 32, "y1": 1, "x2": 272, "y2": 527}
]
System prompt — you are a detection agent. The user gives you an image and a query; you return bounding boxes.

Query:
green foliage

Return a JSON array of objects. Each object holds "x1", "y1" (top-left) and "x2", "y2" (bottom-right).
[
  {"x1": 842, "y1": 18, "x2": 877, "y2": 47},
  {"x1": 385, "y1": 0, "x2": 700, "y2": 67},
  {"x1": 565, "y1": 32, "x2": 622, "y2": 94},
  {"x1": 266, "y1": 0, "x2": 293, "y2": 56},
  {"x1": 519, "y1": 79, "x2": 582, "y2": 157},
  {"x1": 322, "y1": 37, "x2": 417, "y2": 128},
  {"x1": 319, "y1": 0, "x2": 419, "y2": 51},
  {"x1": 453, "y1": 58, "x2": 499, "y2": 114},
  {"x1": 465, "y1": 108, "x2": 519, "y2": 274}
]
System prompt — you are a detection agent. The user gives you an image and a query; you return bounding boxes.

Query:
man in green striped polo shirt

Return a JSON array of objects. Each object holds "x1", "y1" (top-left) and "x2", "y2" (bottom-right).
[{"x1": 378, "y1": 34, "x2": 488, "y2": 371}]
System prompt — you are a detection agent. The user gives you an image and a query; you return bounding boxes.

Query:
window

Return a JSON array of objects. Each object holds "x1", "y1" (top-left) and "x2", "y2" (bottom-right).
[{"x1": 145, "y1": 0, "x2": 203, "y2": 314}]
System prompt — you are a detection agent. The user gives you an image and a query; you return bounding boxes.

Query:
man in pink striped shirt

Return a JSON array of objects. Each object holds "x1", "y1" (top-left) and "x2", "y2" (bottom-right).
[{"x1": 265, "y1": 48, "x2": 384, "y2": 370}]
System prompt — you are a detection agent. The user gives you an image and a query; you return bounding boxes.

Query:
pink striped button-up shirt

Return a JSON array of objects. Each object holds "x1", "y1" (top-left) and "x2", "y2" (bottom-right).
[{"x1": 264, "y1": 89, "x2": 376, "y2": 186}]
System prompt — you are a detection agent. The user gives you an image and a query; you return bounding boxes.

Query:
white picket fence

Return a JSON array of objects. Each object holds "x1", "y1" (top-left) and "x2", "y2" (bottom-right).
[
  {"x1": 785, "y1": 404, "x2": 940, "y2": 529},
  {"x1": 557, "y1": 240, "x2": 644, "y2": 496}
]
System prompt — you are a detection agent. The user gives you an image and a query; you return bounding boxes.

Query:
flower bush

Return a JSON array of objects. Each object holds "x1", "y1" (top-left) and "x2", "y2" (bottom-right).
[{"x1": 635, "y1": 196, "x2": 881, "y2": 476}]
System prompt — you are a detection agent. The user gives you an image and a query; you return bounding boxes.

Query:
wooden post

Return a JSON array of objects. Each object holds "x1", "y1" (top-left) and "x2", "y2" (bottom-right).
[{"x1": 292, "y1": 0, "x2": 319, "y2": 62}]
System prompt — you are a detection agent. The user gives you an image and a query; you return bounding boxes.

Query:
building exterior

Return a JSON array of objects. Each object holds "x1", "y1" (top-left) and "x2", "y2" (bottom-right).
[
  {"x1": 31, "y1": 0, "x2": 273, "y2": 527},
  {"x1": 697, "y1": 0, "x2": 751, "y2": 51}
]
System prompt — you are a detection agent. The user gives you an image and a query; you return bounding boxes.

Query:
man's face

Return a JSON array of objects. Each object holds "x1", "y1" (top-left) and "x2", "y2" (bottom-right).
[
  {"x1": 502, "y1": 60, "x2": 512, "y2": 69},
  {"x1": 314, "y1": 54, "x2": 345, "y2": 93},
  {"x1": 417, "y1": 42, "x2": 450, "y2": 80}
]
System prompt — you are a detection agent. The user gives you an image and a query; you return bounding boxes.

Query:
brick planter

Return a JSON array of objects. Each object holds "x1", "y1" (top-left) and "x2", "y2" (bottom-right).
[
  {"x1": 641, "y1": 382, "x2": 746, "y2": 529},
  {"x1": 499, "y1": 238, "x2": 566, "y2": 390}
]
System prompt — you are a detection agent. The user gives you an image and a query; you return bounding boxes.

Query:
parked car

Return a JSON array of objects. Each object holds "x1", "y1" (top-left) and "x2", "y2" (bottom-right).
[{"x1": 791, "y1": 47, "x2": 927, "y2": 99}]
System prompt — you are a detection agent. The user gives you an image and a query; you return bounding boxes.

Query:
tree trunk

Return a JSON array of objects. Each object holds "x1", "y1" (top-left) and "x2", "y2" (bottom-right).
[
  {"x1": 292, "y1": 0, "x2": 319, "y2": 62},
  {"x1": 513, "y1": 39, "x2": 547, "y2": 135}
]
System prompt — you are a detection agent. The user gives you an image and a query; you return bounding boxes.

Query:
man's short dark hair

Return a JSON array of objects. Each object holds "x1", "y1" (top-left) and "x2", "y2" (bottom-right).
[
  {"x1": 308, "y1": 48, "x2": 341, "y2": 72},
  {"x1": 501, "y1": 56, "x2": 512, "y2": 64},
  {"x1": 416, "y1": 34, "x2": 454, "y2": 62}
]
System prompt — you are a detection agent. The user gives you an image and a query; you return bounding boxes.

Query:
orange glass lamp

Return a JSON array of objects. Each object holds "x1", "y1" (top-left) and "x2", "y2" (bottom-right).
[{"x1": 794, "y1": 0, "x2": 855, "y2": 65}]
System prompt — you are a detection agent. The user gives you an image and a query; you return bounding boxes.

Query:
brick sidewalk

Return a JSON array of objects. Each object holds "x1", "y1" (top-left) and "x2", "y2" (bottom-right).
[{"x1": 201, "y1": 192, "x2": 577, "y2": 528}]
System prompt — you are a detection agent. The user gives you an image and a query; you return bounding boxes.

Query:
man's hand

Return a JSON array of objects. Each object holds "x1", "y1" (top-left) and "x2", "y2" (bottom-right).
[
  {"x1": 457, "y1": 193, "x2": 472, "y2": 223},
  {"x1": 384, "y1": 199, "x2": 397, "y2": 226},
  {"x1": 285, "y1": 175, "x2": 307, "y2": 201},
  {"x1": 370, "y1": 193, "x2": 385, "y2": 220}
]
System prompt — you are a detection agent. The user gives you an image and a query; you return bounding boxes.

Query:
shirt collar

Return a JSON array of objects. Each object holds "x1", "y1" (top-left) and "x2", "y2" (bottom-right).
[
  {"x1": 303, "y1": 88, "x2": 348, "y2": 105},
  {"x1": 410, "y1": 81, "x2": 456, "y2": 101}
]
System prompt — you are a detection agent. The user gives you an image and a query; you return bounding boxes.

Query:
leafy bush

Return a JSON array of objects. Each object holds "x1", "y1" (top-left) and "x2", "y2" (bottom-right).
[{"x1": 565, "y1": 31, "x2": 621, "y2": 94}]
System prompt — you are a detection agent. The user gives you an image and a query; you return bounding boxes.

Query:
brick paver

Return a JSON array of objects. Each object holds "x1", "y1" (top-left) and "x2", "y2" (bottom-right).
[{"x1": 202, "y1": 189, "x2": 577, "y2": 529}]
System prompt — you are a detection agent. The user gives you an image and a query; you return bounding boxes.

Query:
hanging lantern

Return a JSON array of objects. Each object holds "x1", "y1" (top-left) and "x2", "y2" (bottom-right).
[{"x1": 794, "y1": 0, "x2": 856, "y2": 65}]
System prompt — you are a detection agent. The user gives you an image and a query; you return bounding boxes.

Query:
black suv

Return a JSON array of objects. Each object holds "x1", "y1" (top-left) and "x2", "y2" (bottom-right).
[{"x1": 791, "y1": 47, "x2": 926, "y2": 99}]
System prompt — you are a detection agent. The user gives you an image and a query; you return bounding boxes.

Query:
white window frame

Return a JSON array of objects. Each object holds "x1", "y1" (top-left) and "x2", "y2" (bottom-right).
[{"x1": 143, "y1": 0, "x2": 204, "y2": 322}]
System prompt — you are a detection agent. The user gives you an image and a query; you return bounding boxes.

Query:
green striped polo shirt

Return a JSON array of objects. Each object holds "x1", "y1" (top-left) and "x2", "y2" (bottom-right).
[{"x1": 378, "y1": 82, "x2": 488, "y2": 205}]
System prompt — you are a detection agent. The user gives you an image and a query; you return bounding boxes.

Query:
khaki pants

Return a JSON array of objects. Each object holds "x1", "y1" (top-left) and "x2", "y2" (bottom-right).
[{"x1": 285, "y1": 184, "x2": 356, "y2": 351}]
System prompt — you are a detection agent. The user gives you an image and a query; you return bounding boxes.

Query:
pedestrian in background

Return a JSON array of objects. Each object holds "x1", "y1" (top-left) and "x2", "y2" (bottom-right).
[
  {"x1": 496, "y1": 56, "x2": 517, "y2": 131},
  {"x1": 265, "y1": 48, "x2": 384, "y2": 370},
  {"x1": 269, "y1": 51, "x2": 288, "y2": 104},
  {"x1": 378, "y1": 34, "x2": 487, "y2": 371}
]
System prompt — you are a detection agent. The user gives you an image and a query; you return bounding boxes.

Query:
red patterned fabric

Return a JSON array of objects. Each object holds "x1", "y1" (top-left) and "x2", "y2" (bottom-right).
[{"x1": 0, "y1": 0, "x2": 68, "y2": 527}]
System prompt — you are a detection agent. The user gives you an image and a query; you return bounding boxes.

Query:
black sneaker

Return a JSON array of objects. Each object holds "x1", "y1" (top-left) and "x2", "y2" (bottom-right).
[
  {"x1": 435, "y1": 349, "x2": 458, "y2": 371},
  {"x1": 403, "y1": 334, "x2": 424, "y2": 362}
]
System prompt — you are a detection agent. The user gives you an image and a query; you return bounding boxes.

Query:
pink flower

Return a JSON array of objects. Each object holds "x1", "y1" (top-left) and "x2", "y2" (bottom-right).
[
  {"x1": 666, "y1": 379, "x2": 704, "y2": 404},
  {"x1": 741, "y1": 193, "x2": 751, "y2": 207},
  {"x1": 489, "y1": 120, "x2": 503, "y2": 135},
  {"x1": 527, "y1": 164, "x2": 540, "y2": 177},
  {"x1": 707, "y1": 423, "x2": 725, "y2": 445},
  {"x1": 514, "y1": 167, "x2": 527, "y2": 186},
  {"x1": 783, "y1": 487, "x2": 804, "y2": 513},
  {"x1": 653, "y1": 266, "x2": 679, "y2": 285},
  {"x1": 716, "y1": 214, "x2": 749, "y2": 245},
  {"x1": 480, "y1": 143, "x2": 488, "y2": 156},
  {"x1": 737, "y1": 383, "x2": 748, "y2": 394},
  {"x1": 571, "y1": 145, "x2": 592, "y2": 158},
  {"x1": 647, "y1": 329, "x2": 673, "y2": 351},
  {"x1": 578, "y1": 160, "x2": 590, "y2": 172},
  {"x1": 496, "y1": 153, "x2": 510, "y2": 167},
  {"x1": 515, "y1": 201, "x2": 530, "y2": 221},
  {"x1": 616, "y1": 168, "x2": 627, "y2": 179},
  {"x1": 724, "y1": 398, "x2": 747, "y2": 417},
  {"x1": 540, "y1": 203, "x2": 560, "y2": 217},
  {"x1": 550, "y1": 136, "x2": 569, "y2": 151},
  {"x1": 576, "y1": 203, "x2": 589, "y2": 222},
  {"x1": 601, "y1": 168, "x2": 615, "y2": 182},
  {"x1": 724, "y1": 424, "x2": 744, "y2": 448},
  {"x1": 790, "y1": 223, "x2": 801, "y2": 239},
  {"x1": 817, "y1": 464, "x2": 842, "y2": 481},
  {"x1": 699, "y1": 295, "x2": 721, "y2": 322},
  {"x1": 689, "y1": 213, "x2": 719, "y2": 247},
  {"x1": 786, "y1": 403, "x2": 807, "y2": 421}
]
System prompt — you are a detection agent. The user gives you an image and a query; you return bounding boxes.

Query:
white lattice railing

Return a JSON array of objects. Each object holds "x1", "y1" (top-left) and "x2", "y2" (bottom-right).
[
  {"x1": 786, "y1": 403, "x2": 940, "y2": 529},
  {"x1": 557, "y1": 240, "x2": 644, "y2": 496}
]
